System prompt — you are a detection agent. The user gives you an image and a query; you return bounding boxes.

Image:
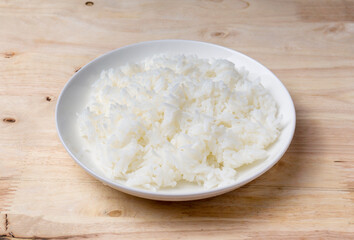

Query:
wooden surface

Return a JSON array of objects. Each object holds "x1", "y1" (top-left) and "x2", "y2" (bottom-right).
[{"x1": 0, "y1": 0, "x2": 353, "y2": 239}]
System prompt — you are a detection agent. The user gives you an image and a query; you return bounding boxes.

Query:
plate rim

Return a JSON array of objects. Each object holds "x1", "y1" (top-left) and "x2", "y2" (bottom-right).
[{"x1": 55, "y1": 39, "x2": 296, "y2": 200}]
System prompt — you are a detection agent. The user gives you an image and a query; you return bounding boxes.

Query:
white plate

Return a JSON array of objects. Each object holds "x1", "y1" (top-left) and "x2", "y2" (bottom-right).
[{"x1": 56, "y1": 40, "x2": 296, "y2": 201}]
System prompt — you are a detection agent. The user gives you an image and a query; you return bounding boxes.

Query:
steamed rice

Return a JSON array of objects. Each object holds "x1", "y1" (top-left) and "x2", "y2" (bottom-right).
[{"x1": 78, "y1": 55, "x2": 281, "y2": 190}]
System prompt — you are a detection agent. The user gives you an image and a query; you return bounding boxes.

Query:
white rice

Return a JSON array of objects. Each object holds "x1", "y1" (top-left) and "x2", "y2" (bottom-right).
[{"x1": 78, "y1": 55, "x2": 281, "y2": 190}]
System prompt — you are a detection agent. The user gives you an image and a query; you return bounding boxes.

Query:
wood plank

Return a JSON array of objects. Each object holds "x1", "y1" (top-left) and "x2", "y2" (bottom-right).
[{"x1": 0, "y1": 0, "x2": 353, "y2": 239}]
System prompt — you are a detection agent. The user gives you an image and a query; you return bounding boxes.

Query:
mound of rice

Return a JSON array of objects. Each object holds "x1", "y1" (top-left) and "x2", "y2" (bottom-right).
[{"x1": 78, "y1": 55, "x2": 280, "y2": 190}]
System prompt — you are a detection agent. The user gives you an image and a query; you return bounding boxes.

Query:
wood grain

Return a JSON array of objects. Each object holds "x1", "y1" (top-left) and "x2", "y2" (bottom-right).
[{"x1": 0, "y1": 0, "x2": 353, "y2": 239}]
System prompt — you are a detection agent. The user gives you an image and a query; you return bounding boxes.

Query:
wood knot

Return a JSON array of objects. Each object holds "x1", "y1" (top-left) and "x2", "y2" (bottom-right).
[
  {"x1": 327, "y1": 23, "x2": 345, "y2": 33},
  {"x1": 85, "y1": 1, "x2": 94, "y2": 6},
  {"x1": 241, "y1": 0, "x2": 250, "y2": 9},
  {"x1": 4, "y1": 52, "x2": 15, "y2": 58},
  {"x1": 107, "y1": 210, "x2": 122, "y2": 217},
  {"x1": 46, "y1": 96, "x2": 52, "y2": 102},
  {"x1": 5, "y1": 214, "x2": 8, "y2": 231},
  {"x1": 211, "y1": 31, "x2": 229, "y2": 38},
  {"x1": 3, "y1": 117, "x2": 16, "y2": 123}
]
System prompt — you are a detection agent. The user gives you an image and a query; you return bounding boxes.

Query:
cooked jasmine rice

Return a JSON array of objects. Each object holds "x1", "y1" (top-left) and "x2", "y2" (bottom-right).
[{"x1": 78, "y1": 55, "x2": 281, "y2": 190}]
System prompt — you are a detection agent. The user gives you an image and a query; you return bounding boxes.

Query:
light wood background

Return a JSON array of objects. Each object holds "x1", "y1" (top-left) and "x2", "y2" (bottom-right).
[{"x1": 0, "y1": 0, "x2": 353, "y2": 239}]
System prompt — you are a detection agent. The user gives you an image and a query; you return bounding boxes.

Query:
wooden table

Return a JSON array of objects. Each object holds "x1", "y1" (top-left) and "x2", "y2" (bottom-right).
[{"x1": 0, "y1": 0, "x2": 353, "y2": 239}]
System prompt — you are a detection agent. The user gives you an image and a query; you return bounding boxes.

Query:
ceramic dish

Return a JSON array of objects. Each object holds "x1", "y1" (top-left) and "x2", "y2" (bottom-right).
[{"x1": 56, "y1": 40, "x2": 296, "y2": 201}]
